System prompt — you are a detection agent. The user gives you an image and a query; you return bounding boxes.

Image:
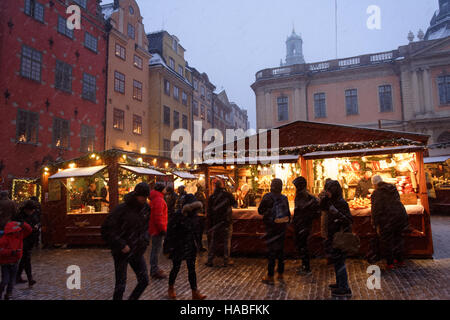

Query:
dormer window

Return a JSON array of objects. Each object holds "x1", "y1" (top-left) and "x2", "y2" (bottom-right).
[
  {"x1": 129, "y1": 6, "x2": 134, "y2": 15},
  {"x1": 172, "y1": 38, "x2": 178, "y2": 53}
]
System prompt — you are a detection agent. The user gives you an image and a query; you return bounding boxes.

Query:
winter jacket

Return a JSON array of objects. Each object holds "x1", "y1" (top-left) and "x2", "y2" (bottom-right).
[
  {"x1": 293, "y1": 190, "x2": 320, "y2": 228},
  {"x1": 165, "y1": 191, "x2": 178, "y2": 218},
  {"x1": 101, "y1": 192, "x2": 151, "y2": 257},
  {"x1": 355, "y1": 178, "x2": 373, "y2": 198},
  {"x1": 371, "y1": 182, "x2": 409, "y2": 232},
  {"x1": 258, "y1": 191, "x2": 291, "y2": 244},
  {"x1": 165, "y1": 195, "x2": 203, "y2": 261},
  {"x1": 207, "y1": 188, "x2": 237, "y2": 226},
  {"x1": 0, "y1": 221, "x2": 32, "y2": 264},
  {"x1": 15, "y1": 208, "x2": 40, "y2": 250},
  {"x1": 194, "y1": 190, "x2": 207, "y2": 215},
  {"x1": 149, "y1": 190, "x2": 168, "y2": 236}
]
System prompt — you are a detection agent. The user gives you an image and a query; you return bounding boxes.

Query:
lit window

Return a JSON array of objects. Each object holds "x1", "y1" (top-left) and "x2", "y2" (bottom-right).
[{"x1": 115, "y1": 44, "x2": 126, "y2": 60}]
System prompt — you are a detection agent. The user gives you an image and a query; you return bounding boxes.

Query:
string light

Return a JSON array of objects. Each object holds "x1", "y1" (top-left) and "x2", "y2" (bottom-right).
[{"x1": 69, "y1": 163, "x2": 76, "y2": 169}]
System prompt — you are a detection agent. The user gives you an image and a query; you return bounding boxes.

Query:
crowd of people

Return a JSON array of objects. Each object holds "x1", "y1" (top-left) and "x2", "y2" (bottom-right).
[{"x1": 0, "y1": 172, "x2": 410, "y2": 300}]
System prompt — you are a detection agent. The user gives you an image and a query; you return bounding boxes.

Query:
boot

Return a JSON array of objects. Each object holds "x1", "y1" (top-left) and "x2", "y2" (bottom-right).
[
  {"x1": 16, "y1": 277, "x2": 27, "y2": 284},
  {"x1": 29, "y1": 280, "x2": 37, "y2": 288},
  {"x1": 192, "y1": 290, "x2": 207, "y2": 300},
  {"x1": 168, "y1": 286, "x2": 177, "y2": 299},
  {"x1": 261, "y1": 275, "x2": 275, "y2": 285}
]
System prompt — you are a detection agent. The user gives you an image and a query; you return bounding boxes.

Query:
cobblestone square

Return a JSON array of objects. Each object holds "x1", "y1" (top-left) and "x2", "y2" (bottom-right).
[{"x1": 9, "y1": 216, "x2": 450, "y2": 300}]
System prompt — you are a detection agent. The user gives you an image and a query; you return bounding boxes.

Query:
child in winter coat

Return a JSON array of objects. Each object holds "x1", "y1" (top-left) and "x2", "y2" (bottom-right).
[{"x1": 0, "y1": 219, "x2": 32, "y2": 300}]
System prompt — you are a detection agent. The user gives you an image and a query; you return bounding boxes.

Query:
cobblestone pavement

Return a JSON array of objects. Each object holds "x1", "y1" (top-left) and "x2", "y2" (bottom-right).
[{"x1": 10, "y1": 216, "x2": 450, "y2": 300}]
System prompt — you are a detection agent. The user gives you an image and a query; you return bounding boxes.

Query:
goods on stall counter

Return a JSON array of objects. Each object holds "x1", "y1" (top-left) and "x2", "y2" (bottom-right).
[
  {"x1": 349, "y1": 198, "x2": 371, "y2": 210},
  {"x1": 395, "y1": 176, "x2": 414, "y2": 195}
]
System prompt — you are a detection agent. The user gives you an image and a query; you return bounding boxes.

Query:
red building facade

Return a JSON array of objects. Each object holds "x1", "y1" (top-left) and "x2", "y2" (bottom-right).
[{"x1": 0, "y1": 0, "x2": 107, "y2": 200}]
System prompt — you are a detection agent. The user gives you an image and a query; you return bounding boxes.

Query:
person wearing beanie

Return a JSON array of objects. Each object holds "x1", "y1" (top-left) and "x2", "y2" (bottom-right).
[
  {"x1": 165, "y1": 194, "x2": 207, "y2": 300},
  {"x1": 101, "y1": 182, "x2": 151, "y2": 300},
  {"x1": 258, "y1": 178, "x2": 291, "y2": 285},
  {"x1": 148, "y1": 183, "x2": 168, "y2": 279},
  {"x1": 292, "y1": 177, "x2": 320, "y2": 275},
  {"x1": 371, "y1": 175, "x2": 409, "y2": 270}
]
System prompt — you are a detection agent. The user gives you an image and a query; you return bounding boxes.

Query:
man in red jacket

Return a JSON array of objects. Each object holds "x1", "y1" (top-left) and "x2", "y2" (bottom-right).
[
  {"x1": 0, "y1": 219, "x2": 32, "y2": 300},
  {"x1": 149, "y1": 183, "x2": 168, "y2": 279}
]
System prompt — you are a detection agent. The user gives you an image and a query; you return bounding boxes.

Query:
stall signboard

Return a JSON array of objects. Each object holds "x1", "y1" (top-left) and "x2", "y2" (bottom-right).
[{"x1": 48, "y1": 180, "x2": 61, "y2": 202}]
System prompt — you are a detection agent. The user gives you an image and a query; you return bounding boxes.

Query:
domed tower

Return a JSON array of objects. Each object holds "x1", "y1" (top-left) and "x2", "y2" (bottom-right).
[
  {"x1": 425, "y1": 0, "x2": 450, "y2": 40},
  {"x1": 283, "y1": 28, "x2": 305, "y2": 66}
]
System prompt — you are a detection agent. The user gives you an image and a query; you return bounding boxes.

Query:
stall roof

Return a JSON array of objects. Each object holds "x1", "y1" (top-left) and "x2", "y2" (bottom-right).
[
  {"x1": 424, "y1": 155, "x2": 450, "y2": 164},
  {"x1": 202, "y1": 155, "x2": 299, "y2": 165},
  {"x1": 172, "y1": 171, "x2": 197, "y2": 179},
  {"x1": 121, "y1": 165, "x2": 166, "y2": 176},
  {"x1": 302, "y1": 145, "x2": 425, "y2": 160},
  {"x1": 49, "y1": 166, "x2": 107, "y2": 179}
]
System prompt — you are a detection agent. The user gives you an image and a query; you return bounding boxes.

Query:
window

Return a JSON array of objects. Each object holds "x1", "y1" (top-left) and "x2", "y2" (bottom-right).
[
  {"x1": 173, "y1": 86, "x2": 179, "y2": 100},
  {"x1": 72, "y1": 0, "x2": 87, "y2": 9},
  {"x1": 133, "y1": 115, "x2": 142, "y2": 135},
  {"x1": 379, "y1": 85, "x2": 393, "y2": 112},
  {"x1": 438, "y1": 75, "x2": 450, "y2": 105},
  {"x1": 345, "y1": 89, "x2": 359, "y2": 115},
  {"x1": 201, "y1": 105, "x2": 205, "y2": 120},
  {"x1": 57, "y1": 16, "x2": 73, "y2": 38},
  {"x1": 113, "y1": 109, "x2": 124, "y2": 131},
  {"x1": 207, "y1": 108, "x2": 212, "y2": 123},
  {"x1": 277, "y1": 97, "x2": 289, "y2": 122},
  {"x1": 163, "y1": 106, "x2": 170, "y2": 126},
  {"x1": 114, "y1": 71, "x2": 125, "y2": 94},
  {"x1": 20, "y1": 45, "x2": 42, "y2": 82},
  {"x1": 163, "y1": 139, "x2": 171, "y2": 155},
  {"x1": 16, "y1": 109, "x2": 38, "y2": 144},
  {"x1": 169, "y1": 58, "x2": 175, "y2": 70},
  {"x1": 25, "y1": 0, "x2": 44, "y2": 23},
  {"x1": 80, "y1": 125, "x2": 95, "y2": 152},
  {"x1": 314, "y1": 93, "x2": 326, "y2": 118},
  {"x1": 134, "y1": 55, "x2": 143, "y2": 69},
  {"x1": 207, "y1": 91, "x2": 212, "y2": 101},
  {"x1": 82, "y1": 73, "x2": 96, "y2": 102},
  {"x1": 132, "y1": 80, "x2": 143, "y2": 101},
  {"x1": 182, "y1": 91, "x2": 188, "y2": 106},
  {"x1": 164, "y1": 79, "x2": 170, "y2": 96},
  {"x1": 173, "y1": 111, "x2": 180, "y2": 129},
  {"x1": 129, "y1": 6, "x2": 134, "y2": 15},
  {"x1": 182, "y1": 115, "x2": 188, "y2": 129},
  {"x1": 115, "y1": 44, "x2": 126, "y2": 60},
  {"x1": 201, "y1": 86, "x2": 205, "y2": 98},
  {"x1": 193, "y1": 100, "x2": 199, "y2": 116},
  {"x1": 193, "y1": 80, "x2": 198, "y2": 91},
  {"x1": 55, "y1": 60, "x2": 72, "y2": 93},
  {"x1": 127, "y1": 23, "x2": 135, "y2": 39},
  {"x1": 172, "y1": 38, "x2": 178, "y2": 53},
  {"x1": 53, "y1": 118, "x2": 70, "y2": 149},
  {"x1": 84, "y1": 32, "x2": 98, "y2": 52},
  {"x1": 178, "y1": 65, "x2": 184, "y2": 76}
]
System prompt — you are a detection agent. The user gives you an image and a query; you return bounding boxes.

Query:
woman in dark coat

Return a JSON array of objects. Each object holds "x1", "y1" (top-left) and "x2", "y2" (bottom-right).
[
  {"x1": 292, "y1": 177, "x2": 320, "y2": 275},
  {"x1": 320, "y1": 180, "x2": 353, "y2": 298},
  {"x1": 371, "y1": 175, "x2": 409, "y2": 269},
  {"x1": 165, "y1": 194, "x2": 207, "y2": 300}
]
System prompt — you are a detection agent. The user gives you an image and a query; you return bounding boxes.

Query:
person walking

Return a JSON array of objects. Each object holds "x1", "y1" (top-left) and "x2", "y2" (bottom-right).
[
  {"x1": 148, "y1": 183, "x2": 168, "y2": 279},
  {"x1": 165, "y1": 194, "x2": 207, "y2": 300},
  {"x1": 194, "y1": 185, "x2": 207, "y2": 252},
  {"x1": 292, "y1": 177, "x2": 320, "y2": 275},
  {"x1": 101, "y1": 183, "x2": 151, "y2": 300},
  {"x1": 371, "y1": 175, "x2": 409, "y2": 270},
  {"x1": 0, "y1": 216, "x2": 32, "y2": 300},
  {"x1": 258, "y1": 179, "x2": 291, "y2": 285},
  {"x1": 164, "y1": 185, "x2": 178, "y2": 220},
  {"x1": 175, "y1": 186, "x2": 187, "y2": 212},
  {"x1": 320, "y1": 180, "x2": 353, "y2": 298},
  {"x1": 15, "y1": 200, "x2": 40, "y2": 287},
  {"x1": 205, "y1": 180, "x2": 237, "y2": 267}
]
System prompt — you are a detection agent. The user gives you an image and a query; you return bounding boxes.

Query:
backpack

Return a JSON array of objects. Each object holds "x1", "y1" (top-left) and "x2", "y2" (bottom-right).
[{"x1": 271, "y1": 195, "x2": 290, "y2": 224}]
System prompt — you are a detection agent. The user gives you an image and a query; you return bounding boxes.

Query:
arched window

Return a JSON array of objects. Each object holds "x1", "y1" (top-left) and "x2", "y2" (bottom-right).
[{"x1": 437, "y1": 131, "x2": 450, "y2": 143}]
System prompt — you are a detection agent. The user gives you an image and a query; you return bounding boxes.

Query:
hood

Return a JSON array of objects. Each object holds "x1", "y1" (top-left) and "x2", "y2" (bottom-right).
[
  {"x1": 270, "y1": 179, "x2": 283, "y2": 194},
  {"x1": 325, "y1": 180, "x2": 343, "y2": 200},
  {"x1": 377, "y1": 182, "x2": 397, "y2": 193},
  {"x1": 3, "y1": 221, "x2": 22, "y2": 235},
  {"x1": 123, "y1": 191, "x2": 144, "y2": 208},
  {"x1": 150, "y1": 190, "x2": 164, "y2": 201}
]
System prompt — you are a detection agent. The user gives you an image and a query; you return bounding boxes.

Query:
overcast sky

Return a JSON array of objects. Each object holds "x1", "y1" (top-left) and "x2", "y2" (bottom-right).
[{"x1": 103, "y1": 0, "x2": 437, "y2": 128}]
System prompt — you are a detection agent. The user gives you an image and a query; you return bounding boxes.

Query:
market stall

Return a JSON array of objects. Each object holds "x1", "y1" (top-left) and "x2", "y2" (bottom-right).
[
  {"x1": 201, "y1": 121, "x2": 433, "y2": 258},
  {"x1": 40, "y1": 150, "x2": 172, "y2": 246},
  {"x1": 424, "y1": 155, "x2": 450, "y2": 214},
  {"x1": 172, "y1": 170, "x2": 199, "y2": 194}
]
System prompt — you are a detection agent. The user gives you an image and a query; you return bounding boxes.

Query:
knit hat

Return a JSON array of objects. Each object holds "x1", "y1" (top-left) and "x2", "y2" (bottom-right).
[
  {"x1": 372, "y1": 175, "x2": 383, "y2": 186},
  {"x1": 154, "y1": 182, "x2": 165, "y2": 193},
  {"x1": 134, "y1": 182, "x2": 150, "y2": 197}
]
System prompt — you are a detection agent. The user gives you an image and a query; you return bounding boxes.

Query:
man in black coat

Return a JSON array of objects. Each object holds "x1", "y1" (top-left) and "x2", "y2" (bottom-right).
[
  {"x1": 206, "y1": 180, "x2": 237, "y2": 267},
  {"x1": 101, "y1": 183, "x2": 151, "y2": 300},
  {"x1": 371, "y1": 175, "x2": 409, "y2": 269},
  {"x1": 320, "y1": 180, "x2": 353, "y2": 298},
  {"x1": 292, "y1": 177, "x2": 320, "y2": 275}
]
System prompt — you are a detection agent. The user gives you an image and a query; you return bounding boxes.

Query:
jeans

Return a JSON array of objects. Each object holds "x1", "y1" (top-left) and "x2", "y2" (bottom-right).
[
  {"x1": 333, "y1": 252, "x2": 349, "y2": 290},
  {"x1": 169, "y1": 259, "x2": 197, "y2": 290},
  {"x1": 112, "y1": 253, "x2": 149, "y2": 300},
  {"x1": 17, "y1": 247, "x2": 33, "y2": 282},
  {"x1": 150, "y1": 234, "x2": 164, "y2": 276},
  {"x1": 207, "y1": 221, "x2": 232, "y2": 263},
  {"x1": 0, "y1": 264, "x2": 18, "y2": 297}
]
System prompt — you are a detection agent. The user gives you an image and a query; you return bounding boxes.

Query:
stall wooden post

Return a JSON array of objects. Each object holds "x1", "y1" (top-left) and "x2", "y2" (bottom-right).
[{"x1": 107, "y1": 154, "x2": 119, "y2": 211}]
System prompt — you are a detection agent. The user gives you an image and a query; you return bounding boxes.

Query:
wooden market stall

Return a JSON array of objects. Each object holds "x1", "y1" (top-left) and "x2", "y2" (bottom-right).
[
  {"x1": 40, "y1": 150, "x2": 176, "y2": 247},
  {"x1": 424, "y1": 155, "x2": 450, "y2": 215},
  {"x1": 201, "y1": 121, "x2": 434, "y2": 258}
]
